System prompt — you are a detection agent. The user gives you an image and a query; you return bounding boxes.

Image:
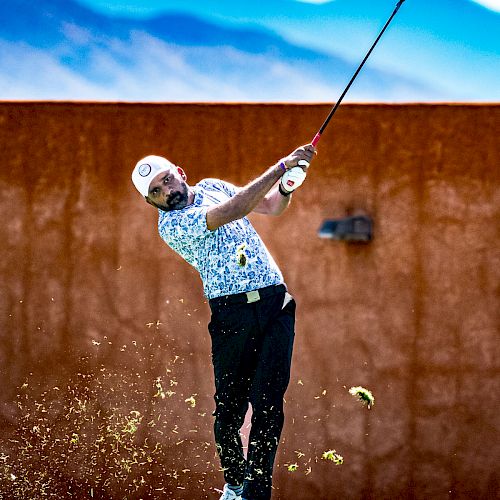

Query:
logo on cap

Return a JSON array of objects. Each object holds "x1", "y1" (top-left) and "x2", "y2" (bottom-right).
[{"x1": 138, "y1": 164, "x2": 152, "y2": 177}]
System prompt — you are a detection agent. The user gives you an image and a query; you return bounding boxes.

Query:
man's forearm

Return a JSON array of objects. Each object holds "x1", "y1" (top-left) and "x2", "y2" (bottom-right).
[
  {"x1": 255, "y1": 183, "x2": 291, "y2": 216},
  {"x1": 206, "y1": 164, "x2": 283, "y2": 230}
]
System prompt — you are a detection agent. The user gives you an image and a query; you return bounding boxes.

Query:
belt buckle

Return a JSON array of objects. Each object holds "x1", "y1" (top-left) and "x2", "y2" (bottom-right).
[{"x1": 246, "y1": 290, "x2": 260, "y2": 303}]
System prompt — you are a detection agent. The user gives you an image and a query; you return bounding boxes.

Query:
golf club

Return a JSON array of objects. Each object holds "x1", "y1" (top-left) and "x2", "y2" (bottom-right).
[{"x1": 297, "y1": 0, "x2": 407, "y2": 168}]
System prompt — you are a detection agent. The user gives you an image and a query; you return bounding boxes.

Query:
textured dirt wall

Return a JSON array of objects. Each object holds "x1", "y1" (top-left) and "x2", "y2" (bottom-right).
[{"x1": 0, "y1": 102, "x2": 498, "y2": 499}]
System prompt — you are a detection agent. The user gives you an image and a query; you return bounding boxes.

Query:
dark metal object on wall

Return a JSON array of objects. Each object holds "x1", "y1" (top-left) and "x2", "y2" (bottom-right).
[{"x1": 318, "y1": 215, "x2": 373, "y2": 242}]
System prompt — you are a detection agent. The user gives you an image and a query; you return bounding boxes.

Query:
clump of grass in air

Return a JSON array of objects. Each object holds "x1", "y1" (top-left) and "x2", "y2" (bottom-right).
[
  {"x1": 184, "y1": 395, "x2": 196, "y2": 408},
  {"x1": 322, "y1": 450, "x2": 343, "y2": 465},
  {"x1": 348, "y1": 386, "x2": 374, "y2": 409}
]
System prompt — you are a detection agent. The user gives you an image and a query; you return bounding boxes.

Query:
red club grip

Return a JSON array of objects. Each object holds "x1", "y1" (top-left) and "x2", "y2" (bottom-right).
[{"x1": 311, "y1": 132, "x2": 321, "y2": 147}]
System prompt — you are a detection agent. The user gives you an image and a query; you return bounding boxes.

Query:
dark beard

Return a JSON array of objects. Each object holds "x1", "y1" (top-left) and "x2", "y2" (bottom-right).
[{"x1": 158, "y1": 184, "x2": 189, "y2": 212}]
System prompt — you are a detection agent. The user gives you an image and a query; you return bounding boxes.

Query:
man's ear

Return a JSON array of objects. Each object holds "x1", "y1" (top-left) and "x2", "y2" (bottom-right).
[{"x1": 177, "y1": 167, "x2": 187, "y2": 181}]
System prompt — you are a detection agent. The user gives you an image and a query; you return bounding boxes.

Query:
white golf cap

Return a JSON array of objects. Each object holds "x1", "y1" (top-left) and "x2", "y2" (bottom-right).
[{"x1": 132, "y1": 155, "x2": 176, "y2": 197}]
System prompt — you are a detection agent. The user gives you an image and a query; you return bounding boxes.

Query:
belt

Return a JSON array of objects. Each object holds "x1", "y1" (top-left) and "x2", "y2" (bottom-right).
[{"x1": 209, "y1": 284, "x2": 286, "y2": 308}]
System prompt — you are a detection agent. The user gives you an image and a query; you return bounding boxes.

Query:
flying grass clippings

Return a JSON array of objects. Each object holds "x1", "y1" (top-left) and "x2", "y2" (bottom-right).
[
  {"x1": 184, "y1": 395, "x2": 197, "y2": 408},
  {"x1": 321, "y1": 450, "x2": 343, "y2": 465},
  {"x1": 0, "y1": 338, "x2": 213, "y2": 499},
  {"x1": 348, "y1": 386, "x2": 375, "y2": 409},
  {"x1": 4, "y1": 327, "x2": 375, "y2": 496}
]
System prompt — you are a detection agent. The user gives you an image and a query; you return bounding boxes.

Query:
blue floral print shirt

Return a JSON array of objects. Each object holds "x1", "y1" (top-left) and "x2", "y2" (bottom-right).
[{"x1": 158, "y1": 178, "x2": 284, "y2": 299}]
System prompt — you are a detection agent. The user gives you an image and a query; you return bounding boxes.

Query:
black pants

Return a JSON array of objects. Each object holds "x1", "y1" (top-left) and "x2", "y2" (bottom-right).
[{"x1": 208, "y1": 284, "x2": 296, "y2": 500}]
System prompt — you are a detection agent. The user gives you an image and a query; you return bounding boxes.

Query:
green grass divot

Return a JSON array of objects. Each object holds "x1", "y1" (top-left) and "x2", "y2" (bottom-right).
[{"x1": 348, "y1": 386, "x2": 375, "y2": 409}]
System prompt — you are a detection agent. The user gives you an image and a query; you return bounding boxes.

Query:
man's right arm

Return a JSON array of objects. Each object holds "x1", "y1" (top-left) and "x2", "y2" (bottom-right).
[
  {"x1": 206, "y1": 144, "x2": 316, "y2": 231},
  {"x1": 206, "y1": 164, "x2": 283, "y2": 231}
]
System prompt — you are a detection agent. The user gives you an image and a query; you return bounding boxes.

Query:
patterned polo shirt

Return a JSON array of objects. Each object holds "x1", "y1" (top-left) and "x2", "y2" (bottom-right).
[{"x1": 157, "y1": 178, "x2": 284, "y2": 299}]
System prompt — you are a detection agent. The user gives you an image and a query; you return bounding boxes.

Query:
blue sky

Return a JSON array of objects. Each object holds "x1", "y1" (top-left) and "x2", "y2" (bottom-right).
[
  {"x1": 1, "y1": 0, "x2": 499, "y2": 101},
  {"x1": 75, "y1": 0, "x2": 500, "y2": 100},
  {"x1": 77, "y1": 0, "x2": 500, "y2": 17}
]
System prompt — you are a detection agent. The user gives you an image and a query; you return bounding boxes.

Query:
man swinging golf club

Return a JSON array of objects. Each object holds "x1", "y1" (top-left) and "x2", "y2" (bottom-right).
[{"x1": 132, "y1": 144, "x2": 316, "y2": 500}]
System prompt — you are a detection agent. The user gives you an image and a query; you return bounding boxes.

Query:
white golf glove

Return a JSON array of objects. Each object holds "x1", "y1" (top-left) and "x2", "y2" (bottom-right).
[{"x1": 279, "y1": 166, "x2": 307, "y2": 196}]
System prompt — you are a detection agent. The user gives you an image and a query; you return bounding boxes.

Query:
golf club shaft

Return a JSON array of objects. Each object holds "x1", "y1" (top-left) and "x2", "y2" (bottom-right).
[{"x1": 310, "y1": 0, "x2": 406, "y2": 147}]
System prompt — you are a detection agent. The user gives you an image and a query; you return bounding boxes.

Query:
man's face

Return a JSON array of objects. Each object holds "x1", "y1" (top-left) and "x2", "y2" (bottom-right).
[{"x1": 147, "y1": 167, "x2": 189, "y2": 212}]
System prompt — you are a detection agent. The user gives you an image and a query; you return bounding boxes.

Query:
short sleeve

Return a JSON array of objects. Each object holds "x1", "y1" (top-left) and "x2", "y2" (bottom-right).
[
  {"x1": 218, "y1": 180, "x2": 238, "y2": 197},
  {"x1": 201, "y1": 178, "x2": 238, "y2": 198}
]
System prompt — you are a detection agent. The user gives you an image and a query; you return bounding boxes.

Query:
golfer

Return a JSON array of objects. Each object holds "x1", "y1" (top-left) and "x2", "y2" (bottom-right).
[{"x1": 132, "y1": 144, "x2": 316, "y2": 500}]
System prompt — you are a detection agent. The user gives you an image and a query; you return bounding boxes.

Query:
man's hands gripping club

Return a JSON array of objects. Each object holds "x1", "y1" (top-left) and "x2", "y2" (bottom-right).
[{"x1": 278, "y1": 144, "x2": 316, "y2": 196}]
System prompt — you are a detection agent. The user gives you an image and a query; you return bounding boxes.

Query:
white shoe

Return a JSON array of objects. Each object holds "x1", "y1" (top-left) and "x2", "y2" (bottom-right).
[{"x1": 218, "y1": 484, "x2": 242, "y2": 500}]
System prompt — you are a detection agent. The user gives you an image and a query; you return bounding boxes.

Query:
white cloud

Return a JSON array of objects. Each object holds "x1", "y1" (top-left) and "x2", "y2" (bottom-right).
[
  {"x1": 469, "y1": 0, "x2": 500, "y2": 12},
  {"x1": 295, "y1": 0, "x2": 500, "y2": 9},
  {"x1": 61, "y1": 22, "x2": 95, "y2": 45},
  {"x1": 0, "y1": 35, "x2": 325, "y2": 102},
  {"x1": 0, "y1": 29, "x2": 439, "y2": 102},
  {"x1": 0, "y1": 41, "x2": 115, "y2": 100},
  {"x1": 294, "y1": 0, "x2": 500, "y2": 12}
]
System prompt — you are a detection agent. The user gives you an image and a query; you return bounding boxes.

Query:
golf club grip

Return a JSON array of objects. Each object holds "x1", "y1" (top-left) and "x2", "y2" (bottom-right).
[
  {"x1": 311, "y1": 132, "x2": 321, "y2": 147},
  {"x1": 294, "y1": 132, "x2": 320, "y2": 170}
]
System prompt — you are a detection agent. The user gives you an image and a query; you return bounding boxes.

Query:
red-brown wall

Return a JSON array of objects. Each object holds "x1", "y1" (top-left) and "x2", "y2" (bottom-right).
[{"x1": 0, "y1": 103, "x2": 498, "y2": 499}]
